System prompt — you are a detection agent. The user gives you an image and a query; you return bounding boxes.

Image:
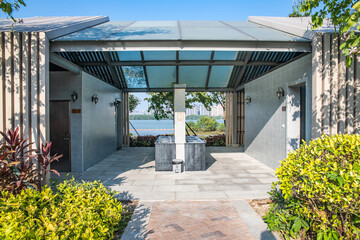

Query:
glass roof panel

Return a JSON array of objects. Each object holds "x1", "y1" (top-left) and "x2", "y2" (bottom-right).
[
  {"x1": 54, "y1": 21, "x2": 310, "y2": 42},
  {"x1": 222, "y1": 21, "x2": 262, "y2": 28},
  {"x1": 179, "y1": 21, "x2": 226, "y2": 27},
  {"x1": 106, "y1": 27, "x2": 180, "y2": 40},
  {"x1": 117, "y1": 51, "x2": 142, "y2": 61},
  {"x1": 122, "y1": 66, "x2": 147, "y2": 88},
  {"x1": 238, "y1": 27, "x2": 306, "y2": 41},
  {"x1": 208, "y1": 66, "x2": 233, "y2": 88},
  {"x1": 180, "y1": 27, "x2": 254, "y2": 41},
  {"x1": 179, "y1": 51, "x2": 212, "y2": 60},
  {"x1": 130, "y1": 21, "x2": 178, "y2": 27},
  {"x1": 52, "y1": 21, "x2": 134, "y2": 41},
  {"x1": 179, "y1": 66, "x2": 208, "y2": 88},
  {"x1": 147, "y1": 66, "x2": 176, "y2": 88},
  {"x1": 213, "y1": 51, "x2": 238, "y2": 60},
  {"x1": 143, "y1": 51, "x2": 176, "y2": 61}
]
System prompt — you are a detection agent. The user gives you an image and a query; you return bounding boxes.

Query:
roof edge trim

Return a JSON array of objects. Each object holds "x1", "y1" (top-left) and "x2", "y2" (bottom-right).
[
  {"x1": 248, "y1": 16, "x2": 312, "y2": 40},
  {"x1": 46, "y1": 16, "x2": 109, "y2": 40}
]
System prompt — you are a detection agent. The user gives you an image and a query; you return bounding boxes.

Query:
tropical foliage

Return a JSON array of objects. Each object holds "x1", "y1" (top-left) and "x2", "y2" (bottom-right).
[
  {"x1": 0, "y1": 0, "x2": 25, "y2": 22},
  {"x1": 145, "y1": 92, "x2": 225, "y2": 120},
  {"x1": 0, "y1": 127, "x2": 61, "y2": 195},
  {"x1": 0, "y1": 179, "x2": 125, "y2": 239},
  {"x1": 297, "y1": 0, "x2": 360, "y2": 65},
  {"x1": 130, "y1": 135, "x2": 159, "y2": 147},
  {"x1": 264, "y1": 134, "x2": 360, "y2": 239},
  {"x1": 203, "y1": 135, "x2": 226, "y2": 147},
  {"x1": 129, "y1": 114, "x2": 223, "y2": 120},
  {"x1": 129, "y1": 94, "x2": 140, "y2": 113},
  {"x1": 187, "y1": 116, "x2": 224, "y2": 132}
]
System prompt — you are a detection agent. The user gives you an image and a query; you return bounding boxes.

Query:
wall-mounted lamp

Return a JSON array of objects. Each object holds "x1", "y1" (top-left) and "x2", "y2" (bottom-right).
[
  {"x1": 71, "y1": 91, "x2": 78, "y2": 102},
  {"x1": 113, "y1": 98, "x2": 121, "y2": 107},
  {"x1": 245, "y1": 96, "x2": 252, "y2": 104},
  {"x1": 276, "y1": 87, "x2": 285, "y2": 99},
  {"x1": 92, "y1": 94, "x2": 99, "y2": 104}
]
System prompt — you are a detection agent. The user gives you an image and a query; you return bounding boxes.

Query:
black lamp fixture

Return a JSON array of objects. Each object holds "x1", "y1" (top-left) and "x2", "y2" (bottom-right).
[
  {"x1": 245, "y1": 96, "x2": 251, "y2": 104},
  {"x1": 113, "y1": 98, "x2": 121, "y2": 107},
  {"x1": 92, "y1": 94, "x2": 99, "y2": 104},
  {"x1": 71, "y1": 91, "x2": 78, "y2": 102},
  {"x1": 276, "y1": 87, "x2": 285, "y2": 99}
]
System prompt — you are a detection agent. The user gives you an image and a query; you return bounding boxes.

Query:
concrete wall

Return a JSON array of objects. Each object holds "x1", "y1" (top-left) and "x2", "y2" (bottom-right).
[
  {"x1": 82, "y1": 72, "x2": 121, "y2": 170},
  {"x1": 50, "y1": 71, "x2": 83, "y2": 172},
  {"x1": 244, "y1": 54, "x2": 312, "y2": 169},
  {"x1": 50, "y1": 71, "x2": 122, "y2": 172}
]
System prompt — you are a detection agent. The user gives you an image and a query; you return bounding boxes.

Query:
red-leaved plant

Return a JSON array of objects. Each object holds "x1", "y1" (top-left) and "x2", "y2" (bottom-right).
[
  {"x1": 37, "y1": 142, "x2": 62, "y2": 186},
  {"x1": 0, "y1": 127, "x2": 62, "y2": 195}
]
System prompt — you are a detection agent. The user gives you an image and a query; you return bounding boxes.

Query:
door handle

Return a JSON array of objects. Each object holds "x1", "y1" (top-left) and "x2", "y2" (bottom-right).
[{"x1": 64, "y1": 133, "x2": 70, "y2": 141}]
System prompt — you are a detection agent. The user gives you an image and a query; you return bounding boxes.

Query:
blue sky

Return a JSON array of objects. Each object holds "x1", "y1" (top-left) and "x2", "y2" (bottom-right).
[
  {"x1": 10, "y1": 0, "x2": 295, "y2": 112},
  {"x1": 12, "y1": 0, "x2": 294, "y2": 21}
]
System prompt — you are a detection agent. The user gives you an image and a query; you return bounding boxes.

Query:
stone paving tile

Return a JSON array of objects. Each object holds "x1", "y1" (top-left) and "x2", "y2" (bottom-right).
[
  {"x1": 58, "y1": 147, "x2": 277, "y2": 201},
  {"x1": 175, "y1": 191, "x2": 227, "y2": 200},
  {"x1": 146, "y1": 201, "x2": 255, "y2": 240}
]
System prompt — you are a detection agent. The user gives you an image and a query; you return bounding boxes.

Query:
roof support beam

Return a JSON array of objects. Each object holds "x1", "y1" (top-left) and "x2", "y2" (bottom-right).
[
  {"x1": 122, "y1": 87, "x2": 234, "y2": 92},
  {"x1": 140, "y1": 51, "x2": 150, "y2": 90},
  {"x1": 205, "y1": 51, "x2": 215, "y2": 90},
  {"x1": 235, "y1": 52, "x2": 309, "y2": 91},
  {"x1": 176, "y1": 51, "x2": 179, "y2": 84},
  {"x1": 76, "y1": 60, "x2": 279, "y2": 67},
  {"x1": 233, "y1": 52, "x2": 252, "y2": 88},
  {"x1": 49, "y1": 52, "x2": 81, "y2": 74},
  {"x1": 118, "y1": 66, "x2": 127, "y2": 88},
  {"x1": 103, "y1": 52, "x2": 122, "y2": 89},
  {"x1": 51, "y1": 40, "x2": 312, "y2": 52}
]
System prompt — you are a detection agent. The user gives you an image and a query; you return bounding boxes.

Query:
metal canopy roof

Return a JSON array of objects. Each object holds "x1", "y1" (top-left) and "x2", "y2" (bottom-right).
[
  {"x1": 50, "y1": 20, "x2": 311, "y2": 92},
  {"x1": 54, "y1": 50, "x2": 307, "y2": 91},
  {"x1": 54, "y1": 21, "x2": 310, "y2": 42},
  {"x1": 0, "y1": 16, "x2": 109, "y2": 40}
]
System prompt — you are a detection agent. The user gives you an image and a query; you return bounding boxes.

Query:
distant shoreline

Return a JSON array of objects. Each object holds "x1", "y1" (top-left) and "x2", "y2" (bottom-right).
[{"x1": 130, "y1": 114, "x2": 224, "y2": 121}]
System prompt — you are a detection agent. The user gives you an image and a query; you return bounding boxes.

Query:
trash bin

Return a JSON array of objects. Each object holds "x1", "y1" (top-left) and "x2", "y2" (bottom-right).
[{"x1": 172, "y1": 159, "x2": 184, "y2": 173}]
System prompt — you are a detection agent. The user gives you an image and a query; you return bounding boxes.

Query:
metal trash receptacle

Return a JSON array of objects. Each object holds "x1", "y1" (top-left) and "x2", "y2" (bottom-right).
[{"x1": 172, "y1": 159, "x2": 184, "y2": 173}]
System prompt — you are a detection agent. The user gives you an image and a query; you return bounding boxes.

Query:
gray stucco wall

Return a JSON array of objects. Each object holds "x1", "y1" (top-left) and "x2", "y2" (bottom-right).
[
  {"x1": 50, "y1": 71, "x2": 122, "y2": 172},
  {"x1": 244, "y1": 54, "x2": 312, "y2": 169},
  {"x1": 81, "y1": 72, "x2": 122, "y2": 170},
  {"x1": 50, "y1": 71, "x2": 83, "y2": 172}
]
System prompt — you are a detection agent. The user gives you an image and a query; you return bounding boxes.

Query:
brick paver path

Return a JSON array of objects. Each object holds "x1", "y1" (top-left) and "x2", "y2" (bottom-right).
[{"x1": 146, "y1": 201, "x2": 255, "y2": 240}]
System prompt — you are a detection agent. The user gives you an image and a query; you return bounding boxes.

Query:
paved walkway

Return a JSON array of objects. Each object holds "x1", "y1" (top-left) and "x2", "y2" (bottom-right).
[
  {"x1": 121, "y1": 200, "x2": 278, "y2": 240},
  {"x1": 77, "y1": 147, "x2": 277, "y2": 201},
  {"x1": 146, "y1": 201, "x2": 254, "y2": 240},
  {"x1": 59, "y1": 147, "x2": 279, "y2": 239}
]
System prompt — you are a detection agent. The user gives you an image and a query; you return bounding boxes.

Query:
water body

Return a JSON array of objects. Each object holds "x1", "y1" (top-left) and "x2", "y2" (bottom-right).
[{"x1": 130, "y1": 119, "x2": 224, "y2": 136}]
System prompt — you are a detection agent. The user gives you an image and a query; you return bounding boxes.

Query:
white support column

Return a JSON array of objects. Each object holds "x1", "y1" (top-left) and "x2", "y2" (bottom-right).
[{"x1": 174, "y1": 84, "x2": 186, "y2": 162}]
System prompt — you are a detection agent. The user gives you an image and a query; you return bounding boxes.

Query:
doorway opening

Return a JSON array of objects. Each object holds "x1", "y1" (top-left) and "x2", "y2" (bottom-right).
[{"x1": 50, "y1": 100, "x2": 71, "y2": 172}]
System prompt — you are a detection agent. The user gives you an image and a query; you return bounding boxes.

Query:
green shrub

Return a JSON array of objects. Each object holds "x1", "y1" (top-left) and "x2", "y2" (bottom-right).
[
  {"x1": 196, "y1": 116, "x2": 218, "y2": 132},
  {"x1": 0, "y1": 179, "x2": 124, "y2": 239},
  {"x1": 186, "y1": 121, "x2": 199, "y2": 132},
  {"x1": 130, "y1": 135, "x2": 158, "y2": 147},
  {"x1": 216, "y1": 123, "x2": 225, "y2": 132},
  {"x1": 204, "y1": 134, "x2": 226, "y2": 146},
  {"x1": 264, "y1": 134, "x2": 360, "y2": 240}
]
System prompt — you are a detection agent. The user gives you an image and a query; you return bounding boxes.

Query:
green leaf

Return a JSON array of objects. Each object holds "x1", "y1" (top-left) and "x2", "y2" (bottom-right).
[
  {"x1": 353, "y1": 2, "x2": 360, "y2": 10},
  {"x1": 292, "y1": 217, "x2": 302, "y2": 232},
  {"x1": 337, "y1": 176, "x2": 344, "y2": 185},
  {"x1": 317, "y1": 232, "x2": 324, "y2": 240},
  {"x1": 346, "y1": 57, "x2": 353, "y2": 67},
  {"x1": 354, "y1": 162, "x2": 360, "y2": 171}
]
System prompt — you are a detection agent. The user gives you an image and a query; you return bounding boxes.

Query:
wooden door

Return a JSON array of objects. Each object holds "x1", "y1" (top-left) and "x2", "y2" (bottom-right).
[{"x1": 50, "y1": 101, "x2": 71, "y2": 172}]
